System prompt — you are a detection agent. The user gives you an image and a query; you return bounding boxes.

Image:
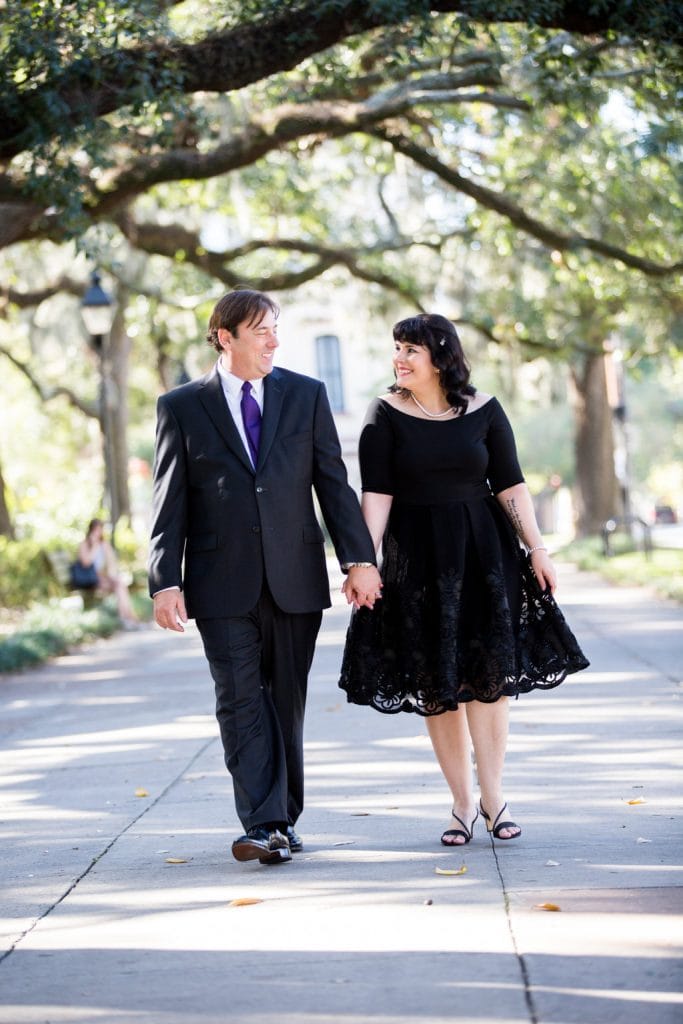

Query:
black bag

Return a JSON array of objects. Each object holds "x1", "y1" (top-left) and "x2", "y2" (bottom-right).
[{"x1": 69, "y1": 561, "x2": 99, "y2": 589}]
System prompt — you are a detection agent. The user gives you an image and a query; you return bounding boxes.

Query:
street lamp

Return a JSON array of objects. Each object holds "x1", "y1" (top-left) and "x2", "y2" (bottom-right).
[
  {"x1": 81, "y1": 270, "x2": 115, "y2": 342},
  {"x1": 81, "y1": 271, "x2": 118, "y2": 539},
  {"x1": 604, "y1": 335, "x2": 631, "y2": 524}
]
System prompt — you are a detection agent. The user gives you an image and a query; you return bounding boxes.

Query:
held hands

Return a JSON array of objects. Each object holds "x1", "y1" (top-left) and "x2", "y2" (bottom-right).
[
  {"x1": 342, "y1": 565, "x2": 383, "y2": 610},
  {"x1": 153, "y1": 589, "x2": 189, "y2": 632},
  {"x1": 530, "y1": 548, "x2": 557, "y2": 594}
]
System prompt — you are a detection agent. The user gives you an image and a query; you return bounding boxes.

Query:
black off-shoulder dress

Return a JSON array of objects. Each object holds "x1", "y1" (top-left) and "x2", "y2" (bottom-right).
[{"x1": 338, "y1": 397, "x2": 589, "y2": 715}]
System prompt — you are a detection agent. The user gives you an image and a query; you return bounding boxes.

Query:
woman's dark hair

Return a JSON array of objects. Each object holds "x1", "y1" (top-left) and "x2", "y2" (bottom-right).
[
  {"x1": 206, "y1": 289, "x2": 280, "y2": 353},
  {"x1": 390, "y1": 313, "x2": 475, "y2": 416},
  {"x1": 87, "y1": 518, "x2": 103, "y2": 536}
]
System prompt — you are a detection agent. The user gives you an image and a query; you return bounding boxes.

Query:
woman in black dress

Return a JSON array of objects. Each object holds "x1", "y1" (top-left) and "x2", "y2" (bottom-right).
[{"x1": 339, "y1": 314, "x2": 589, "y2": 845}]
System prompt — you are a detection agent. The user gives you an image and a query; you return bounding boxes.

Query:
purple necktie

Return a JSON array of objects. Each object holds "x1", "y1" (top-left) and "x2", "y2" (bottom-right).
[{"x1": 240, "y1": 380, "x2": 261, "y2": 466}]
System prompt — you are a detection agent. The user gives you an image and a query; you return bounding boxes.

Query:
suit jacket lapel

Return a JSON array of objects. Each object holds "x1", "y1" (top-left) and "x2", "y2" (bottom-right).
[
  {"x1": 198, "y1": 369, "x2": 254, "y2": 474},
  {"x1": 258, "y1": 369, "x2": 284, "y2": 469}
]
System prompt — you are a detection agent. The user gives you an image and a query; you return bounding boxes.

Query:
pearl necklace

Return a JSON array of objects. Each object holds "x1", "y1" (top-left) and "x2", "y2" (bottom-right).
[{"x1": 411, "y1": 393, "x2": 454, "y2": 418}]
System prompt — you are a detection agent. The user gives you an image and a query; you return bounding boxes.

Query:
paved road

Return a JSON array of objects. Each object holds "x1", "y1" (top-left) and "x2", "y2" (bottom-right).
[
  {"x1": 0, "y1": 565, "x2": 681, "y2": 1024},
  {"x1": 652, "y1": 523, "x2": 683, "y2": 549}
]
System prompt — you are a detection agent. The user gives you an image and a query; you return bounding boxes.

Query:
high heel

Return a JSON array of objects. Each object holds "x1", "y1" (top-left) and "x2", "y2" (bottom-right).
[
  {"x1": 479, "y1": 801, "x2": 521, "y2": 841},
  {"x1": 441, "y1": 808, "x2": 479, "y2": 846}
]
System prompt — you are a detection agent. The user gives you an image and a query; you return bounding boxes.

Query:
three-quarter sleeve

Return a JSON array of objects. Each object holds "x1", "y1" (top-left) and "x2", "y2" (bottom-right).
[
  {"x1": 485, "y1": 399, "x2": 525, "y2": 494},
  {"x1": 358, "y1": 398, "x2": 396, "y2": 494}
]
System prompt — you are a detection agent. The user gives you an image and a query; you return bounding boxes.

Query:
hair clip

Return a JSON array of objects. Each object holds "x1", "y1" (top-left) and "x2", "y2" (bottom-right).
[{"x1": 439, "y1": 338, "x2": 446, "y2": 346}]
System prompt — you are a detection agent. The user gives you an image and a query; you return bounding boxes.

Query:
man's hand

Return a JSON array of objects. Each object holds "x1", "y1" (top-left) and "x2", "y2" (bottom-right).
[
  {"x1": 343, "y1": 565, "x2": 383, "y2": 610},
  {"x1": 153, "y1": 589, "x2": 188, "y2": 632}
]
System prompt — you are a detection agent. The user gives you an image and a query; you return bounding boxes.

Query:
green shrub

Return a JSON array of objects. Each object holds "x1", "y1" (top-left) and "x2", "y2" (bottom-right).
[
  {"x1": 0, "y1": 598, "x2": 120, "y2": 673},
  {"x1": 0, "y1": 537, "x2": 61, "y2": 608},
  {"x1": 560, "y1": 537, "x2": 683, "y2": 604}
]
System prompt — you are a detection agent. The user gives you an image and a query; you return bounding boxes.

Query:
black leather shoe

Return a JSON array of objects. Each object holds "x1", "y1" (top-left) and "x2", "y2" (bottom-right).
[
  {"x1": 232, "y1": 827, "x2": 291, "y2": 865},
  {"x1": 287, "y1": 826, "x2": 303, "y2": 852}
]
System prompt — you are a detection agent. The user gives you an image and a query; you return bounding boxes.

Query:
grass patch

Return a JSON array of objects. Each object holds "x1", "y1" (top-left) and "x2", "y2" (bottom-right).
[
  {"x1": 559, "y1": 536, "x2": 683, "y2": 604},
  {"x1": 0, "y1": 593, "x2": 152, "y2": 674}
]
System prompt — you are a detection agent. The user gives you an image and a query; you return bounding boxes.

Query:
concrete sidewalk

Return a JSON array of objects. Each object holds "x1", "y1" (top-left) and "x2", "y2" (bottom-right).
[{"x1": 0, "y1": 565, "x2": 681, "y2": 1024}]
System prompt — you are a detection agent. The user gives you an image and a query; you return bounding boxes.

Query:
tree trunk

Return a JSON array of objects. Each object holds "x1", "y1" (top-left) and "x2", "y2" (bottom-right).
[
  {"x1": 0, "y1": 454, "x2": 15, "y2": 538},
  {"x1": 570, "y1": 350, "x2": 619, "y2": 536}
]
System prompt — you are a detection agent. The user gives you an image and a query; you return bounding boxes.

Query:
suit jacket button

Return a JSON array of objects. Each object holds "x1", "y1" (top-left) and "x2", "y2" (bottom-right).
[
  {"x1": 256, "y1": 486, "x2": 264, "y2": 493},
  {"x1": 252, "y1": 526, "x2": 261, "y2": 533}
]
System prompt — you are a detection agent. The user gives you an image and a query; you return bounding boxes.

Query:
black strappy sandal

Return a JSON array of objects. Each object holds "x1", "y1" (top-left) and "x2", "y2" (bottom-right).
[
  {"x1": 440, "y1": 808, "x2": 479, "y2": 846},
  {"x1": 479, "y1": 801, "x2": 521, "y2": 840}
]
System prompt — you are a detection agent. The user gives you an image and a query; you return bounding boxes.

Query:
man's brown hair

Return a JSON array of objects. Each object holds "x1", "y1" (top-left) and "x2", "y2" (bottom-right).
[{"x1": 206, "y1": 289, "x2": 279, "y2": 352}]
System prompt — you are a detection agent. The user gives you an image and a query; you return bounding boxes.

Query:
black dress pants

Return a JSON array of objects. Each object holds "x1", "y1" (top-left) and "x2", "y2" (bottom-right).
[{"x1": 197, "y1": 586, "x2": 322, "y2": 833}]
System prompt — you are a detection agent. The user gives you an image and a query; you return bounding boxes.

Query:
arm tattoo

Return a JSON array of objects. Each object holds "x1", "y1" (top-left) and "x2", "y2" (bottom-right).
[{"x1": 505, "y1": 497, "x2": 525, "y2": 540}]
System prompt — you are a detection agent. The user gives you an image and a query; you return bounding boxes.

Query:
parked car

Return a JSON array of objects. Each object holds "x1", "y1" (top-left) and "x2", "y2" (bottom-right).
[{"x1": 654, "y1": 504, "x2": 678, "y2": 524}]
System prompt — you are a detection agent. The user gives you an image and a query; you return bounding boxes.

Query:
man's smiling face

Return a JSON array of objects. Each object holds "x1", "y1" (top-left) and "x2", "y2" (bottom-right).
[{"x1": 218, "y1": 309, "x2": 279, "y2": 380}]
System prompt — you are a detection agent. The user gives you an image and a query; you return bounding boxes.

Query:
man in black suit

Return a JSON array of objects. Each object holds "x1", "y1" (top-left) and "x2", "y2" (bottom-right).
[{"x1": 149, "y1": 289, "x2": 381, "y2": 865}]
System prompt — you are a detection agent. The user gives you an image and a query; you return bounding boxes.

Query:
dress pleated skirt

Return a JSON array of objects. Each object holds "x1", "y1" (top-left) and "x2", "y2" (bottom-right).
[{"x1": 338, "y1": 497, "x2": 589, "y2": 716}]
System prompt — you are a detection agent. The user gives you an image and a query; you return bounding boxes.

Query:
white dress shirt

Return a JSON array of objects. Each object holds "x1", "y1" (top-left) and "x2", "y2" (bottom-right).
[{"x1": 216, "y1": 359, "x2": 264, "y2": 469}]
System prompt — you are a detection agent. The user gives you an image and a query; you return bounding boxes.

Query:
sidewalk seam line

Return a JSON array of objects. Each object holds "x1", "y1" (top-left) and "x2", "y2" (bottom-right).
[
  {"x1": 490, "y1": 838, "x2": 538, "y2": 1024},
  {"x1": 0, "y1": 735, "x2": 217, "y2": 967}
]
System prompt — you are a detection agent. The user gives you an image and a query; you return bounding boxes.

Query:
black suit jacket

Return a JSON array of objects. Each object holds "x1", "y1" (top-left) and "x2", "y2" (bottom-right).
[{"x1": 148, "y1": 365, "x2": 375, "y2": 618}]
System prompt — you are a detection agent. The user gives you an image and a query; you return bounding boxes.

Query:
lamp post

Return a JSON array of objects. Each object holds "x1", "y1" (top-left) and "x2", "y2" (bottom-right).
[
  {"x1": 81, "y1": 271, "x2": 118, "y2": 541},
  {"x1": 604, "y1": 335, "x2": 632, "y2": 529}
]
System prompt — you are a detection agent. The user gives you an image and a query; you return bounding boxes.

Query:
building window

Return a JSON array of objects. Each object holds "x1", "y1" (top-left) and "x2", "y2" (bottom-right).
[{"x1": 316, "y1": 334, "x2": 344, "y2": 412}]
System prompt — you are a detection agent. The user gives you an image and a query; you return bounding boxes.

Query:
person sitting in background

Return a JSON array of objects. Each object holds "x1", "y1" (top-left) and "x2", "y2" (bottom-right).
[{"x1": 76, "y1": 518, "x2": 138, "y2": 627}]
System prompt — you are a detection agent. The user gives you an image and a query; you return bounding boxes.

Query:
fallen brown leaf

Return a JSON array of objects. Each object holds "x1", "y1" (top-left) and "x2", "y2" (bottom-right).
[
  {"x1": 435, "y1": 865, "x2": 467, "y2": 876},
  {"x1": 135, "y1": 788, "x2": 149, "y2": 798},
  {"x1": 229, "y1": 898, "x2": 263, "y2": 907},
  {"x1": 165, "y1": 857, "x2": 188, "y2": 864},
  {"x1": 535, "y1": 902, "x2": 561, "y2": 912}
]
